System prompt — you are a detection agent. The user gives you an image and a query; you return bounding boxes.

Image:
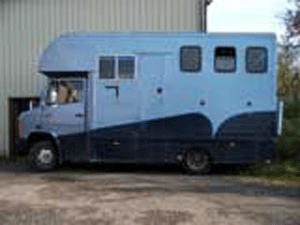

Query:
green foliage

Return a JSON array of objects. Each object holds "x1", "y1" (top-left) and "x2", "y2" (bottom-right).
[
  {"x1": 275, "y1": 105, "x2": 300, "y2": 163},
  {"x1": 278, "y1": 136, "x2": 300, "y2": 159},
  {"x1": 283, "y1": 101, "x2": 300, "y2": 119},
  {"x1": 277, "y1": 59, "x2": 293, "y2": 96}
]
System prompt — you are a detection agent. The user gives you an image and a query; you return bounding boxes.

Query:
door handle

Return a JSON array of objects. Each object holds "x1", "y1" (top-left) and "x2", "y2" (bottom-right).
[
  {"x1": 105, "y1": 85, "x2": 119, "y2": 98},
  {"x1": 75, "y1": 113, "x2": 85, "y2": 118}
]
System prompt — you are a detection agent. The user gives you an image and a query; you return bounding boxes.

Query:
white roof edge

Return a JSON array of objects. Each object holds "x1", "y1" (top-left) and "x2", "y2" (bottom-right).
[{"x1": 59, "y1": 31, "x2": 276, "y2": 39}]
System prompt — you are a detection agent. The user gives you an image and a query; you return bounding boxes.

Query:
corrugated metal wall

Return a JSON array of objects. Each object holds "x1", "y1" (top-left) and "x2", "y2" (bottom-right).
[{"x1": 0, "y1": 0, "x2": 207, "y2": 156}]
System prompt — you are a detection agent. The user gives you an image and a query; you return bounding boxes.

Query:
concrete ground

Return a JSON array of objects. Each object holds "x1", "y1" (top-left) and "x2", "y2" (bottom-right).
[{"x1": 0, "y1": 163, "x2": 299, "y2": 225}]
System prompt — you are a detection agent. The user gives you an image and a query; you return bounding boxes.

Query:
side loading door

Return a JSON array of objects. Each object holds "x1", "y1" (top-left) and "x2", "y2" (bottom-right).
[{"x1": 92, "y1": 55, "x2": 140, "y2": 162}]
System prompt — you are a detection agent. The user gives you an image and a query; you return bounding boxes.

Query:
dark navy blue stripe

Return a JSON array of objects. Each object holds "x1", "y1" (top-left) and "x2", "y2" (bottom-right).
[{"x1": 58, "y1": 112, "x2": 277, "y2": 164}]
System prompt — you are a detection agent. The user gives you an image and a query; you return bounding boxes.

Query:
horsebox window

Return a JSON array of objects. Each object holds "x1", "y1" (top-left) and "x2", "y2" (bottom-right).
[
  {"x1": 99, "y1": 56, "x2": 135, "y2": 79},
  {"x1": 99, "y1": 57, "x2": 115, "y2": 79},
  {"x1": 246, "y1": 47, "x2": 268, "y2": 73},
  {"x1": 119, "y1": 56, "x2": 135, "y2": 79},
  {"x1": 180, "y1": 46, "x2": 201, "y2": 72},
  {"x1": 214, "y1": 47, "x2": 236, "y2": 73}
]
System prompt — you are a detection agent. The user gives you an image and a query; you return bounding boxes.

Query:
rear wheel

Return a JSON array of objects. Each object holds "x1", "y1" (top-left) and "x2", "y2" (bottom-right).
[
  {"x1": 29, "y1": 141, "x2": 58, "y2": 171},
  {"x1": 182, "y1": 149, "x2": 210, "y2": 175}
]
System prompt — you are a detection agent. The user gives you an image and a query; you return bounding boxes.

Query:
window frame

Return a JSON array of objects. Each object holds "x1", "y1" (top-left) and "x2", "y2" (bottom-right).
[
  {"x1": 214, "y1": 46, "x2": 237, "y2": 73},
  {"x1": 98, "y1": 54, "x2": 137, "y2": 80},
  {"x1": 246, "y1": 47, "x2": 268, "y2": 74},
  {"x1": 180, "y1": 46, "x2": 202, "y2": 72}
]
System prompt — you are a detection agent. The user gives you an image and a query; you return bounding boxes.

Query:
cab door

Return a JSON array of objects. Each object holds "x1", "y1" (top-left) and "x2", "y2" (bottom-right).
[{"x1": 43, "y1": 78, "x2": 90, "y2": 162}]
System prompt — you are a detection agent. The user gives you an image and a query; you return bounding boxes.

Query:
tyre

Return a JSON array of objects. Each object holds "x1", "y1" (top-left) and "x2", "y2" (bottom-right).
[
  {"x1": 29, "y1": 141, "x2": 59, "y2": 171},
  {"x1": 182, "y1": 149, "x2": 210, "y2": 175}
]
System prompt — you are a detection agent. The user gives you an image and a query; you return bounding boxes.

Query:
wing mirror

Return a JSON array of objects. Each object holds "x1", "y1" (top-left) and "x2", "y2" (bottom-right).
[{"x1": 39, "y1": 90, "x2": 47, "y2": 108}]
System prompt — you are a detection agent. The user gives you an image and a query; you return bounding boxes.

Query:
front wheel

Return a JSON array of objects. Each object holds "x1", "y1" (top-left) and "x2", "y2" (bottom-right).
[
  {"x1": 182, "y1": 149, "x2": 210, "y2": 175},
  {"x1": 29, "y1": 141, "x2": 59, "y2": 171}
]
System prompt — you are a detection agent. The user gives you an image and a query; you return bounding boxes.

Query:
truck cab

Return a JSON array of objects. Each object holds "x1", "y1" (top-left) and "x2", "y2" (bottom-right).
[{"x1": 18, "y1": 73, "x2": 90, "y2": 170}]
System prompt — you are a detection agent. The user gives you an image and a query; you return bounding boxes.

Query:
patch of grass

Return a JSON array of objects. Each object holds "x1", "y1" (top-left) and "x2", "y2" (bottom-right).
[
  {"x1": 0, "y1": 156, "x2": 10, "y2": 162},
  {"x1": 0, "y1": 155, "x2": 29, "y2": 164},
  {"x1": 270, "y1": 174, "x2": 300, "y2": 183},
  {"x1": 235, "y1": 160, "x2": 300, "y2": 186}
]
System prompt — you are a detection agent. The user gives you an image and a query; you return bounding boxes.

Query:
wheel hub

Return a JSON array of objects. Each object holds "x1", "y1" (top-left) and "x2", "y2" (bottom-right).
[
  {"x1": 37, "y1": 149, "x2": 53, "y2": 164},
  {"x1": 187, "y1": 151, "x2": 208, "y2": 170}
]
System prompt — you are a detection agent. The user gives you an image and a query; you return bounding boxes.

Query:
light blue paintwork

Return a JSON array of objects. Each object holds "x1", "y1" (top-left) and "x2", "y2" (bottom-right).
[{"x1": 36, "y1": 31, "x2": 277, "y2": 138}]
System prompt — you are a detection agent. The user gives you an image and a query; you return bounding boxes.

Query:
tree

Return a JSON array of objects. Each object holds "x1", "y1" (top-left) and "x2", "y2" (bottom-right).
[
  {"x1": 284, "y1": 0, "x2": 300, "y2": 38},
  {"x1": 277, "y1": 53, "x2": 293, "y2": 97},
  {"x1": 279, "y1": 0, "x2": 300, "y2": 100}
]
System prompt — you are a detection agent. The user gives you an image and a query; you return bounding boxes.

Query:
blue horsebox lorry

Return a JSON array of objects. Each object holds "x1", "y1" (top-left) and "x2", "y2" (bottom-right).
[{"x1": 16, "y1": 31, "x2": 283, "y2": 173}]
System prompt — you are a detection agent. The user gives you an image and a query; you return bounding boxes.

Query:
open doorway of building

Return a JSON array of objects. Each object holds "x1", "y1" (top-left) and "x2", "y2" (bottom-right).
[{"x1": 9, "y1": 97, "x2": 40, "y2": 156}]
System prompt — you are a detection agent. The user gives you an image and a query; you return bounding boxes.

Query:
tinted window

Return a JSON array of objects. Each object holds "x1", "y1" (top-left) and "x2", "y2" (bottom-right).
[
  {"x1": 214, "y1": 47, "x2": 236, "y2": 73},
  {"x1": 100, "y1": 57, "x2": 115, "y2": 79},
  {"x1": 119, "y1": 56, "x2": 135, "y2": 79},
  {"x1": 180, "y1": 46, "x2": 201, "y2": 72},
  {"x1": 246, "y1": 47, "x2": 268, "y2": 73}
]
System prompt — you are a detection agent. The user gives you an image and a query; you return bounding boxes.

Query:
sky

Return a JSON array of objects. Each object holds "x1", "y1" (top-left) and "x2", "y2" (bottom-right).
[{"x1": 208, "y1": 0, "x2": 294, "y2": 41}]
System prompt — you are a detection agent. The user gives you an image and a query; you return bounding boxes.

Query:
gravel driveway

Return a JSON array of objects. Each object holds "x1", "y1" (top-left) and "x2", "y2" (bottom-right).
[{"x1": 0, "y1": 164, "x2": 299, "y2": 225}]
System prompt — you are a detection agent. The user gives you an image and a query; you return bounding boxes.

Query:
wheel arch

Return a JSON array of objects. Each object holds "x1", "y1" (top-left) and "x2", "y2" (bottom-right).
[
  {"x1": 27, "y1": 132, "x2": 63, "y2": 165},
  {"x1": 181, "y1": 143, "x2": 213, "y2": 161}
]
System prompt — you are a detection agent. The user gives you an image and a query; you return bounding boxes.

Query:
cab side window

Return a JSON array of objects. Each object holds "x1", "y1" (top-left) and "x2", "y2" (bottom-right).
[
  {"x1": 46, "y1": 80, "x2": 84, "y2": 105},
  {"x1": 214, "y1": 47, "x2": 236, "y2": 73}
]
